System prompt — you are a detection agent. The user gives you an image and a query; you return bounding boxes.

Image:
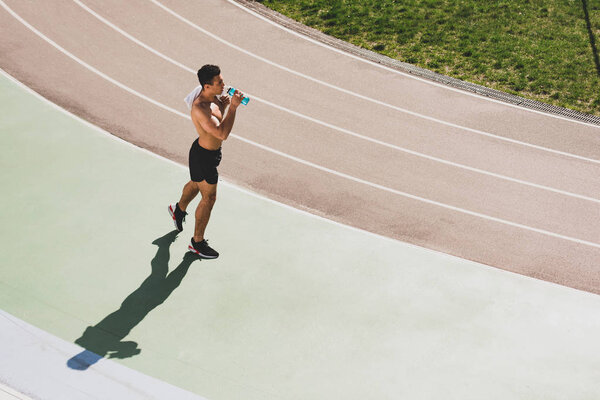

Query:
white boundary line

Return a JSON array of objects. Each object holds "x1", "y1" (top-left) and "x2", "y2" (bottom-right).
[
  {"x1": 0, "y1": 383, "x2": 33, "y2": 400},
  {"x1": 148, "y1": 0, "x2": 600, "y2": 165},
  {"x1": 0, "y1": 310, "x2": 208, "y2": 400},
  {"x1": 225, "y1": 0, "x2": 600, "y2": 129},
  {"x1": 68, "y1": 0, "x2": 600, "y2": 204},
  {"x1": 2, "y1": 3, "x2": 599, "y2": 249}
]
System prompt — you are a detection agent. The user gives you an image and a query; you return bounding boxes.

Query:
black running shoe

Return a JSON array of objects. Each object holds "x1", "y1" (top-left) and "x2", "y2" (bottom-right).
[
  {"x1": 188, "y1": 238, "x2": 219, "y2": 259},
  {"x1": 168, "y1": 203, "x2": 187, "y2": 232}
]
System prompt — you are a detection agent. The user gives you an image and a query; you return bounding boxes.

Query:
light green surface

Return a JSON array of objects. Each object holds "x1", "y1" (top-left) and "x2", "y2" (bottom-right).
[{"x1": 1, "y1": 72, "x2": 600, "y2": 399}]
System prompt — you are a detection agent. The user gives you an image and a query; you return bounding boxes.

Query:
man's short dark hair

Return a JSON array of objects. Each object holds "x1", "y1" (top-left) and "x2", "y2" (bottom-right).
[{"x1": 197, "y1": 64, "x2": 221, "y2": 88}]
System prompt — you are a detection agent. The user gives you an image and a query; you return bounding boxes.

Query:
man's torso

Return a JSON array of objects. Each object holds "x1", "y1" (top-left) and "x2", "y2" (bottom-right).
[{"x1": 191, "y1": 97, "x2": 224, "y2": 150}]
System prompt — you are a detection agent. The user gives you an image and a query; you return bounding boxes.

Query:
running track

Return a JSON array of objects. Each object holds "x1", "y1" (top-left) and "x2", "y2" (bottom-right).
[{"x1": 1, "y1": 0, "x2": 599, "y2": 294}]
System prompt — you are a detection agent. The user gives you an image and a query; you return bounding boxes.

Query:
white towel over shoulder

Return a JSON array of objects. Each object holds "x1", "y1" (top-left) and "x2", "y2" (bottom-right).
[{"x1": 184, "y1": 85, "x2": 203, "y2": 110}]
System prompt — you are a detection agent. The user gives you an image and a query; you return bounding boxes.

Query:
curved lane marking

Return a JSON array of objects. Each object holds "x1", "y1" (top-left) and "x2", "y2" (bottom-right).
[
  {"x1": 149, "y1": 0, "x2": 600, "y2": 165},
  {"x1": 2, "y1": 0, "x2": 599, "y2": 250},
  {"x1": 225, "y1": 0, "x2": 600, "y2": 129},
  {"x1": 68, "y1": 0, "x2": 600, "y2": 204}
]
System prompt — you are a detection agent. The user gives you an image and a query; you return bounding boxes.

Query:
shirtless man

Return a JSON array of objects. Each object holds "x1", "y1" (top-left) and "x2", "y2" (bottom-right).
[{"x1": 169, "y1": 65, "x2": 244, "y2": 259}]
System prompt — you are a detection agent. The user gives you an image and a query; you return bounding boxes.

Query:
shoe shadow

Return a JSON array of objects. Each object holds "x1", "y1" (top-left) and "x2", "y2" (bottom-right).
[{"x1": 67, "y1": 230, "x2": 200, "y2": 370}]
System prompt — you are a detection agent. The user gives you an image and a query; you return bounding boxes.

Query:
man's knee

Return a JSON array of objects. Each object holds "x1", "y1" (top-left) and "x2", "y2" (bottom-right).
[
  {"x1": 207, "y1": 193, "x2": 217, "y2": 204},
  {"x1": 201, "y1": 191, "x2": 217, "y2": 205}
]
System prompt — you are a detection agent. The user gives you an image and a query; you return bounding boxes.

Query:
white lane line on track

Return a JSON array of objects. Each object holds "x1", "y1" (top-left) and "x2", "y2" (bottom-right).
[
  {"x1": 70, "y1": 0, "x2": 600, "y2": 204},
  {"x1": 150, "y1": 0, "x2": 600, "y2": 165},
  {"x1": 3, "y1": 1, "x2": 599, "y2": 250},
  {"x1": 225, "y1": 0, "x2": 600, "y2": 129}
]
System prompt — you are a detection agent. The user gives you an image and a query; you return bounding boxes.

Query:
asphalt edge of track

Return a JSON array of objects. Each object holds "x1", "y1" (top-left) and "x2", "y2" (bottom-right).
[
  {"x1": 231, "y1": 0, "x2": 600, "y2": 126},
  {"x1": 3, "y1": 65, "x2": 579, "y2": 291}
]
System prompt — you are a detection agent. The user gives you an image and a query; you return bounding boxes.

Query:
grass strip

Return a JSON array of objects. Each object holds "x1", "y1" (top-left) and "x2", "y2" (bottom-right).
[{"x1": 258, "y1": 0, "x2": 600, "y2": 116}]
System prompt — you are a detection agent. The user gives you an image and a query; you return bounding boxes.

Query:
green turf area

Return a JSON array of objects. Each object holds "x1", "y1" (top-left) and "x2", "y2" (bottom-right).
[{"x1": 258, "y1": 0, "x2": 600, "y2": 116}]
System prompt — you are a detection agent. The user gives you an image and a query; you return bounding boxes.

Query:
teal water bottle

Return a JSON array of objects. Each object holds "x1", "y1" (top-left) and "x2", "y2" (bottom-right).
[{"x1": 227, "y1": 87, "x2": 250, "y2": 105}]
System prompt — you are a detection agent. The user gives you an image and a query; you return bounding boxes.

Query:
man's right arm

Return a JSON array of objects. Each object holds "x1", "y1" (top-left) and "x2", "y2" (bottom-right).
[
  {"x1": 194, "y1": 91, "x2": 243, "y2": 141},
  {"x1": 194, "y1": 103, "x2": 238, "y2": 141}
]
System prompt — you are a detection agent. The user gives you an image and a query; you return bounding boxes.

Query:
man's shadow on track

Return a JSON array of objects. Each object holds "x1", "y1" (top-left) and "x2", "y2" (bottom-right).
[{"x1": 67, "y1": 230, "x2": 199, "y2": 370}]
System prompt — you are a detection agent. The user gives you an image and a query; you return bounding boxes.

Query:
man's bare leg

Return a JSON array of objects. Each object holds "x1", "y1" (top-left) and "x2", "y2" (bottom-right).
[
  {"x1": 177, "y1": 181, "x2": 200, "y2": 212},
  {"x1": 193, "y1": 181, "x2": 217, "y2": 242}
]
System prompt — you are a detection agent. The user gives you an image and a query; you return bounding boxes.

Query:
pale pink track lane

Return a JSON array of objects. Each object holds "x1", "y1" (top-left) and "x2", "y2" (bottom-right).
[{"x1": 1, "y1": 0, "x2": 599, "y2": 293}]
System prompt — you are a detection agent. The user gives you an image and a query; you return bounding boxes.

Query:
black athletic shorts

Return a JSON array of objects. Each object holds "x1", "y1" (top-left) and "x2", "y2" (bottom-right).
[{"x1": 188, "y1": 139, "x2": 222, "y2": 185}]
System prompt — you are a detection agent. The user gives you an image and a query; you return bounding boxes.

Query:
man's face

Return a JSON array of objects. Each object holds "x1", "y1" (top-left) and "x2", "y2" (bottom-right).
[{"x1": 206, "y1": 74, "x2": 225, "y2": 96}]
